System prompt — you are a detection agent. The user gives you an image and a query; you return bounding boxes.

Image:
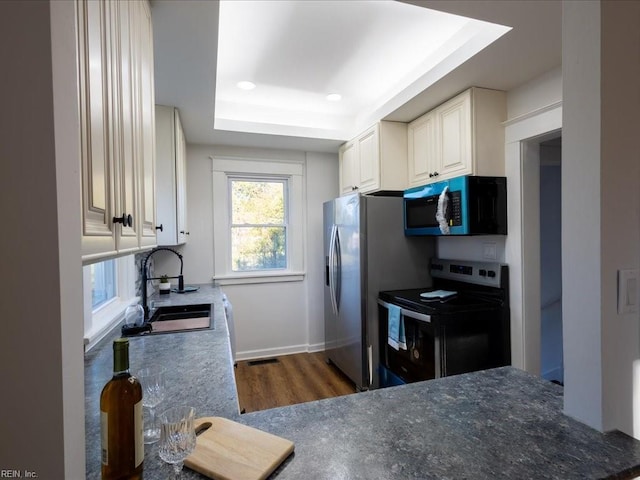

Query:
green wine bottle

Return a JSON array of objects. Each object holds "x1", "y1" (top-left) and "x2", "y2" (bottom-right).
[{"x1": 100, "y1": 338, "x2": 143, "y2": 479}]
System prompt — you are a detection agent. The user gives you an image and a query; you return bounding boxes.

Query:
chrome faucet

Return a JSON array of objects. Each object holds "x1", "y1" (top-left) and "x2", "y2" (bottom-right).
[{"x1": 141, "y1": 247, "x2": 184, "y2": 320}]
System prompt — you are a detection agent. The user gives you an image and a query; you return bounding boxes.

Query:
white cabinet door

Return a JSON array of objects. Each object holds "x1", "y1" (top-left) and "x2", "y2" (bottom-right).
[
  {"x1": 339, "y1": 121, "x2": 407, "y2": 195},
  {"x1": 407, "y1": 88, "x2": 504, "y2": 187},
  {"x1": 408, "y1": 111, "x2": 437, "y2": 187},
  {"x1": 436, "y1": 89, "x2": 472, "y2": 179},
  {"x1": 134, "y1": 0, "x2": 157, "y2": 249},
  {"x1": 339, "y1": 141, "x2": 357, "y2": 195},
  {"x1": 174, "y1": 110, "x2": 188, "y2": 244},
  {"x1": 78, "y1": 0, "x2": 116, "y2": 260},
  {"x1": 357, "y1": 125, "x2": 380, "y2": 193},
  {"x1": 155, "y1": 105, "x2": 188, "y2": 246},
  {"x1": 78, "y1": 0, "x2": 156, "y2": 262},
  {"x1": 114, "y1": 0, "x2": 140, "y2": 252}
]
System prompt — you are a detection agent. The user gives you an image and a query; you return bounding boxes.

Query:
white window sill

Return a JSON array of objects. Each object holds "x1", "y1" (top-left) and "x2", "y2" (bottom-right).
[
  {"x1": 84, "y1": 296, "x2": 140, "y2": 352},
  {"x1": 213, "y1": 271, "x2": 305, "y2": 285}
]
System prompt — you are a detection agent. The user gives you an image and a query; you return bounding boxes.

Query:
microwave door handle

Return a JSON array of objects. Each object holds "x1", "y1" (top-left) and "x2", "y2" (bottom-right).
[
  {"x1": 377, "y1": 299, "x2": 432, "y2": 323},
  {"x1": 435, "y1": 187, "x2": 451, "y2": 235}
]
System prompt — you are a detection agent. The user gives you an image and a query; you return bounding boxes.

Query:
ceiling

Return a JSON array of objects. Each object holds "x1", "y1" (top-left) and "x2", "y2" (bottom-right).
[
  {"x1": 214, "y1": 1, "x2": 510, "y2": 142},
  {"x1": 152, "y1": 0, "x2": 561, "y2": 154}
]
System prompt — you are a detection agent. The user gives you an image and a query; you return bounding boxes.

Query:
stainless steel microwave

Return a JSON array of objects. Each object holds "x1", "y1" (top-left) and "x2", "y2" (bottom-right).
[{"x1": 403, "y1": 175, "x2": 507, "y2": 236}]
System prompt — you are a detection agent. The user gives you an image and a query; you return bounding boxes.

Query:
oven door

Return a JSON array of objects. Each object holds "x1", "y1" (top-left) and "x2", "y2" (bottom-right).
[{"x1": 378, "y1": 300, "x2": 440, "y2": 385}]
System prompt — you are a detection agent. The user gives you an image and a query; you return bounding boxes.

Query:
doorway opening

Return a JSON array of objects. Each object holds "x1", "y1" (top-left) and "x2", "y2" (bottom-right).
[
  {"x1": 518, "y1": 129, "x2": 562, "y2": 380},
  {"x1": 539, "y1": 136, "x2": 563, "y2": 384}
]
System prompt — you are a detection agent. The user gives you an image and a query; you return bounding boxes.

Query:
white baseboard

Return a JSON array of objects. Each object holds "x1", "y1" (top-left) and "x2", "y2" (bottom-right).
[
  {"x1": 236, "y1": 342, "x2": 326, "y2": 362},
  {"x1": 307, "y1": 342, "x2": 325, "y2": 353}
]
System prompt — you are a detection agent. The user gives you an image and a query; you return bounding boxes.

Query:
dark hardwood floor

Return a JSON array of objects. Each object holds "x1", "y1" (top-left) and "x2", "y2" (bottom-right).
[{"x1": 234, "y1": 352, "x2": 357, "y2": 413}]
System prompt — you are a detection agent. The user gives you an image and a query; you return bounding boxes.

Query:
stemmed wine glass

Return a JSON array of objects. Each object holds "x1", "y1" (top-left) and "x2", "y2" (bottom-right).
[
  {"x1": 158, "y1": 406, "x2": 197, "y2": 478},
  {"x1": 137, "y1": 366, "x2": 166, "y2": 444}
]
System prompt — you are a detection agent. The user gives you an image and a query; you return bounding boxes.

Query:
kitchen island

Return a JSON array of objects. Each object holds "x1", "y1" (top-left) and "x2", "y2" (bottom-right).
[{"x1": 85, "y1": 284, "x2": 640, "y2": 479}]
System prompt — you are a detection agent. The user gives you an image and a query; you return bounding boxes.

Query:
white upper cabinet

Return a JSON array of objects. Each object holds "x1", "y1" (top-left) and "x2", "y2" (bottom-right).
[
  {"x1": 77, "y1": 0, "x2": 115, "y2": 258},
  {"x1": 135, "y1": 0, "x2": 158, "y2": 250},
  {"x1": 407, "y1": 110, "x2": 437, "y2": 187},
  {"x1": 339, "y1": 121, "x2": 408, "y2": 195},
  {"x1": 339, "y1": 140, "x2": 357, "y2": 196},
  {"x1": 155, "y1": 105, "x2": 188, "y2": 246},
  {"x1": 407, "y1": 87, "x2": 506, "y2": 187},
  {"x1": 77, "y1": 0, "x2": 156, "y2": 263}
]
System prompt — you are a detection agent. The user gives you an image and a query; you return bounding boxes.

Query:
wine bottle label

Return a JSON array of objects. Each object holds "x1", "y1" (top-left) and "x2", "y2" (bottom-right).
[
  {"x1": 134, "y1": 400, "x2": 144, "y2": 467},
  {"x1": 100, "y1": 410, "x2": 108, "y2": 465}
]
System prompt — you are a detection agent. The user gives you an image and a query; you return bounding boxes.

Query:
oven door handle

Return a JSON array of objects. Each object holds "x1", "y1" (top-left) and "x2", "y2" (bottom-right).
[{"x1": 378, "y1": 299, "x2": 432, "y2": 323}]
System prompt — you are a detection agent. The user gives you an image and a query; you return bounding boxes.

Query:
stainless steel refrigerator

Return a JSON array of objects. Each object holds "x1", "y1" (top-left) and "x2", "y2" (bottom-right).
[{"x1": 323, "y1": 192, "x2": 434, "y2": 390}]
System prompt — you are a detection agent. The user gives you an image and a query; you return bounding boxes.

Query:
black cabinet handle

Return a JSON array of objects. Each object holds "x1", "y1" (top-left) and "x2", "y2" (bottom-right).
[
  {"x1": 180, "y1": 231, "x2": 190, "y2": 235},
  {"x1": 113, "y1": 213, "x2": 133, "y2": 227},
  {"x1": 155, "y1": 224, "x2": 164, "y2": 232}
]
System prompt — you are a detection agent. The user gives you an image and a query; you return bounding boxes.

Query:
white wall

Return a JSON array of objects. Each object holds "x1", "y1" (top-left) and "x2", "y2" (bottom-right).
[
  {"x1": 562, "y1": 0, "x2": 640, "y2": 436},
  {"x1": 503, "y1": 66, "x2": 562, "y2": 373},
  {"x1": 0, "y1": 1, "x2": 85, "y2": 477},
  {"x1": 437, "y1": 236, "x2": 506, "y2": 262},
  {"x1": 507, "y1": 67, "x2": 563, "y2": 120},
  {"x1": 155, "y1": 144, "x2": 338, "y2": 359}
]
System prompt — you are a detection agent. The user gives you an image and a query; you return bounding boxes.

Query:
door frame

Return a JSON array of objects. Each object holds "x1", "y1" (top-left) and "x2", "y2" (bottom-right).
[{"x1": 504, "y1": 102, "x2": 562, "y2": 374}]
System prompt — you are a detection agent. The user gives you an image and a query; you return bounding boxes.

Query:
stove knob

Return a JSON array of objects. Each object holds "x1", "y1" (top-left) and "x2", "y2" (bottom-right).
[
  {"x1": 479, "y1": 269, "x2": 487, "y2": 277},
  {"x1": 488, "y1": 270, "x2": 496, "y2": 278}
]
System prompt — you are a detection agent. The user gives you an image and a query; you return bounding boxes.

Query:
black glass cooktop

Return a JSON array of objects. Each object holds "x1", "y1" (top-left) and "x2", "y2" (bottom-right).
[{"x1": 379, "y1": 288, "x2": 504, "y2": 315}]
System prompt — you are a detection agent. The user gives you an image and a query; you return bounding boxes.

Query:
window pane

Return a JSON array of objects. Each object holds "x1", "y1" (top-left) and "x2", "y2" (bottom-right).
[
  {"x1": 231, "y1": 180, "x2": 284, "y2": 225},
  {"x1": 91, "y1": 259, "x2": 116, "y2": 309},
  {"x1": 231, "y1": 226, "x2": 286, "y2": 271}
]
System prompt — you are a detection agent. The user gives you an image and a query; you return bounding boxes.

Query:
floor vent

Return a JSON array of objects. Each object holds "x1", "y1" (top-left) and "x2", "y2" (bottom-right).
[{"x1": 247, "y1": 358, "x2": 279, "y2": 367}]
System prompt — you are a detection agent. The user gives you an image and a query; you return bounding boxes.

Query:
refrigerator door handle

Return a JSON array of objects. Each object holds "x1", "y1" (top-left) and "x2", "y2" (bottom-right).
[
  {"x1": 334, "y1": 226, "x2": 341, "y2": 312},
  {"x1": 328, "y1": 224, "x2": 338, "y2": 315},
  {"x1": 367, "y1": 344, "x2": 373, "y2": 386}
]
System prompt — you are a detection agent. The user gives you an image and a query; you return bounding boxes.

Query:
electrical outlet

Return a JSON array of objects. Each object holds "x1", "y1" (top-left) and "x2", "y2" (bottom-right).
[{"x1": 483, "y1": 242, "x2": 497, "y2": 260}]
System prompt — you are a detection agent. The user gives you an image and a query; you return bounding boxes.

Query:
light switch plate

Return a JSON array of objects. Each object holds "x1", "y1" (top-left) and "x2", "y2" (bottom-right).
[
  {"x1": 618, "y1": 269, "x2": 639, "y2": 315},
  {"x1": 483, "y1": 242, "x2": 497, "y2": 260}
]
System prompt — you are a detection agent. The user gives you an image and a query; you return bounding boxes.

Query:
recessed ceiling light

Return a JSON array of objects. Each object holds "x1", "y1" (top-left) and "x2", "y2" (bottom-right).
[
  {"x1": 237, "y1": 81, "x2": 256, "y2": 90},
  {"x1": 326, "y1": 93, "x2": 342, "y2": 102}
]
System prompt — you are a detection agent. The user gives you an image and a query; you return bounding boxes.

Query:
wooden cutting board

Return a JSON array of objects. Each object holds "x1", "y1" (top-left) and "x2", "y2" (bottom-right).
[{"x1": 184, "y1": 417, "x2": 294, "y2": 480}]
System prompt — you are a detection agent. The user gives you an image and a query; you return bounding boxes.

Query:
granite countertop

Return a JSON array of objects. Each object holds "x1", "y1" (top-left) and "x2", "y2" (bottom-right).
[
  {"x1": 84, "y1": 283, "x2": 240, "y2": 479},
  {"x1": 84, "y1": 284, "x2": 640, "y2": 479}
]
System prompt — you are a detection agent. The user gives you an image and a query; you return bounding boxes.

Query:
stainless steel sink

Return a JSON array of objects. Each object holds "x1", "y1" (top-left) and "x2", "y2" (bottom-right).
[
  {"x1": 149, "y1": 303, "x2": 213, "y2": 334},
  {"x1": 121, "y1": 303, "x2": 213, "y2": 336}
]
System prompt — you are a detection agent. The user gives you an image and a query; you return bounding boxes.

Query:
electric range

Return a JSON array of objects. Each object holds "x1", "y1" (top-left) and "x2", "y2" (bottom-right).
[{"x1": 377, "y1": 259, "x2": 510, "y2": 387}]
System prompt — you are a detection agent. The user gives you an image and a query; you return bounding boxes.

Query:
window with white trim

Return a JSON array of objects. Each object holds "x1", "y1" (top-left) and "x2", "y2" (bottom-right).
[
  {"x1": 90, "y1": 259, "x2": 116, "y2": 309},
  {"x1": 212, "y1": 157, "x2": 305, "y2": 284},
  {"x1": 83, "y1": 255, "x2": 137, "y2": 351},
  {"x1": 230, "y1": 177, "x2": 288, "y2": 271}
]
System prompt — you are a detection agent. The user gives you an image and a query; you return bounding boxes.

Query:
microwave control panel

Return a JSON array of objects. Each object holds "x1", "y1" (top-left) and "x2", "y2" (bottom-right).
[{"x1": 449, "y1": 191, "x2": 462, "y2": 226}]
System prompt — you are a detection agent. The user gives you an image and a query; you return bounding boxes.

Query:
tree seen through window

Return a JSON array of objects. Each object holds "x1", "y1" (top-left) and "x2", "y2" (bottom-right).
[{"x1": 230, "y1": 179, "x2": 287, "y2": 271}]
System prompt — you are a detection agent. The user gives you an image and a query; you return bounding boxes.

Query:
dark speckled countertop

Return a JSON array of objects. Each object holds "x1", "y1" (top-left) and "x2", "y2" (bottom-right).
[{"x1": 85, "y1": 284, "x2": 640, "y2": 479}]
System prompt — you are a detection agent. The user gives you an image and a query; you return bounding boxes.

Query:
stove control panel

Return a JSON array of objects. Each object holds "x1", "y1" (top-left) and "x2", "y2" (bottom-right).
[{"x1": 430, "y1": 259, "x2": 506, "y2": 288}]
